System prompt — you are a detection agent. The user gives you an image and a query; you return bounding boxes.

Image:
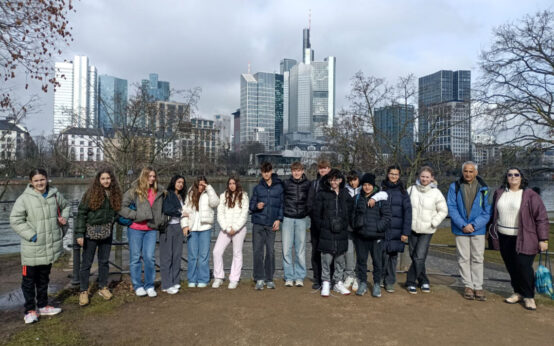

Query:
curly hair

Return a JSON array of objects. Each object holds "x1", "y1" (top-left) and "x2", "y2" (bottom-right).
[
  {"x1": 167, "y1": 175, "x2": 187, "y2": 201},
  {"x1": 501, "y1": 167, "x2": 529, "y2": 190},
  {"x1": 225, "y1": 176, "x2": 244, "y2": 208},
  {"x1": 84, "y1": 167, "x2": 122, "y2": 211},
  {"x1": 187, "y1": 175, "x2": 208, "y2": 211},
  {"x1": 135, "y1": 166, "x2": 157, "y2": 201}
]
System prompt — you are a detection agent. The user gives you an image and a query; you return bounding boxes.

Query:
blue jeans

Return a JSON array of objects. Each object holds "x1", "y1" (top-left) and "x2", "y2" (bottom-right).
[
  {"x1": 187, "y1": 230, "x2": 212, "y2": 284},
  {"x1": 282, "y1": 217, "x2": 307, "y2": 281},
  {"x1": 127, "y1": 228, "x2": 157, "y2": 290}
]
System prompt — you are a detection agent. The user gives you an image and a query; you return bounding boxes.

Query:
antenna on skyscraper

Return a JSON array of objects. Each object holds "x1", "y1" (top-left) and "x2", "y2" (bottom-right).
[
  {"x1": 309, "y1": 9, "x2": 311, "y2": 30},
  {"x1": 248, "y1": 62, "x2": 251, "y2": 74}
]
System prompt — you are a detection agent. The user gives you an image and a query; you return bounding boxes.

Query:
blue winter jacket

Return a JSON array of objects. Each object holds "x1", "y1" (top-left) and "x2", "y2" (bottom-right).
[
  {"x1": 447, "y1": 176, "x2": 492, "y2": 236},
  {"x1": 382, "y1": 180, "x2": 412, "y2": 253},
  {"x1": 249, "y1": 174, "x2": 284, "y2": 226}
]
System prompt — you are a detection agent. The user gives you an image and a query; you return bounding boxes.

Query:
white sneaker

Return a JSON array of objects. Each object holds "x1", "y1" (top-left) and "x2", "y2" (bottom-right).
[
  {"x1": 173, "y1": 284, "x2": 181, "y2": 289},
  {"x1": 135, "y1": 287, "x2": 147, "y2": 297},
  {"x1": 344, "y1": 276, "x2": 355, "y2": 289},
  {"x1": 24, "y1": 310, "x2": 39, "y2": 324},
  {"x1": 197, "y1": 283, "x2": 208, "y2": 288},
  {"x1": 295, "y1": 280, "x2": 304, "y2": 287},
  {"x1": 146, "y1": 288, "x2": 157, "y2": 297},
  {"x1": 333, "y1": 281, "x2": 351, "y2": 295},
  {"x1": 163, "y1": 287, "x2": 179, "y2": 295},
  {"x1": 285, "y1": 280, "x2": 294, "y2": 287},
  {"x1": 321, "y1": 281, "x2": 331, "y2": 297},
  {"x1": 188, "y1": 282, "x2": 197, "y2": 288},
  {"x1": 352, "y1": 278, "x2": 359, "y2": 292},
  {"x1": 212, "y1": 279, "x2": 224, "y2": 288},
  {"x1": 38, "y1": 306, "x2": 62, "y2": 316},
  {"x1": 228, "y1": 281, "x2": 238, "y2": 289}
]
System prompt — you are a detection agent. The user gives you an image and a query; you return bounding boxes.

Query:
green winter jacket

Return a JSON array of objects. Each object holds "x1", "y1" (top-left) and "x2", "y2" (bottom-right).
[
  {"x1": 9, "y1": 185, "x2": 70, "y2": 266},
  {"x1": 75, "y1": 194, "x2": 118, "y2": 239}
]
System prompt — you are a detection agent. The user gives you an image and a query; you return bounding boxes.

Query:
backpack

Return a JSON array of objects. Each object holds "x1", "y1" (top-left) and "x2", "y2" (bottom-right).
[{"x1": 535, "y1": 252, "x2": 554, "y2": 300}]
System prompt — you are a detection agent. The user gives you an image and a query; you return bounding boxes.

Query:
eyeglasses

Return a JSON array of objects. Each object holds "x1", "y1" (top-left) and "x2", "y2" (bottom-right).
[{"x1": 507, "y1": 173, "x2": 520, "y2": 177}]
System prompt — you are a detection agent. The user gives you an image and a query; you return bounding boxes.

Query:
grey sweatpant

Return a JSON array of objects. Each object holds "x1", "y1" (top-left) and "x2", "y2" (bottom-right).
[
  {"x1": 159, "y1": 223, "x2": 184, "y2": 290},
  {"x1": 321, "y1": 252, "x2": 346, "y2": 283}
]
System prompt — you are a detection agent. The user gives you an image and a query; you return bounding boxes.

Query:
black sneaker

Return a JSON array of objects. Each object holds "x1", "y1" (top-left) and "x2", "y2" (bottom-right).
[
  {"x1": 407, "y1": 286, "x2": 417, "y2": 294},
  {"x1": 312, "y1": 283, "x2": 321, "y2": 290}
]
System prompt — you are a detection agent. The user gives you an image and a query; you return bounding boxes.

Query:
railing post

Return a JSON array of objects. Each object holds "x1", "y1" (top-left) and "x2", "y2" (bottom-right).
[
  {"x1": 71, "y1": 222, "x2": 81, "y2": 286},
  {"x1": 114, "y1": 224, "x2": 123, "y2": 280}
]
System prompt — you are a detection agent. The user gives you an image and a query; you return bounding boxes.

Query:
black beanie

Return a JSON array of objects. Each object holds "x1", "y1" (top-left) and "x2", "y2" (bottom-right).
[{"x1": 360, "y1": 173, "x2": 376, "y2": 186}]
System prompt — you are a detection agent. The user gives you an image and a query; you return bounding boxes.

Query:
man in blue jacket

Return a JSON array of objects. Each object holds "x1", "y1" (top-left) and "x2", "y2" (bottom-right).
[
  {"x1": 250, "y1": 162, "x2": 284, "y2": 290},
  {"x1": 447, "y1": 161, "x2": 492, "y2": 301}
]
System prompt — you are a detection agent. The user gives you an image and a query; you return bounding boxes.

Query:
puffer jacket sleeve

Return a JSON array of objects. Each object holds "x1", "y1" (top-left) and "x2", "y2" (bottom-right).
[
  {"x1": 432, "y1": 190, "x2": 448, "y2": 228},
  {"x1": 447, "y1": 183, "x2": 466, "y2": 229},
  {"x1": 119, "y1": 189, "x2": 137, "y2": 220},
  {"x1": 402, "y1": 193, "x2": 412, "y2": 236},
  {"x1": 75, "y1": 195, "x2": 90, "y2": 239},
  {"x1": 180, "y1": 196, "x2": 192, "y2": 229},
  {"x1": 277, "y1": 185, "x2": 284, "y2": 222},
  {"x1": 206, "y1": 185, "x2": 220, "y2": 208},
  {"x1": 217, "y1": 193, "x2": 228, "y2": 231},
  {"x1": 372, "y1": 191, "x2": 388, "y2": 202},
  {"x1": 233, "y1": 193, "x2": 250, "y2": 231},
  {"x1": 313, "y1": 192, "x2": 324, "y2": 230},
  {"x1": 530, "y1": 191, "x2": 549, "y2": 241},
  {"x1": 56, "y1": 192, "x2": 70, "y2": 219},
  {"x1": 471, "y1": 189, "x2": 492, "y2": 231},
  {"x1": 377, "y1": 201, "x2": 392, "y2": 232},
  {"x1": 249, "y1": 185, "x2": 259, "y2": 213},
  {"x1": 9, "y1": 196, "x2": 36, "y2": 241}
]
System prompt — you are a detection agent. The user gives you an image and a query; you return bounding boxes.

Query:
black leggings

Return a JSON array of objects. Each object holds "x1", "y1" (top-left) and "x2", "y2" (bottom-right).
[{"x1": 499, "y1": 233, "x2": 536, "y2": 298}]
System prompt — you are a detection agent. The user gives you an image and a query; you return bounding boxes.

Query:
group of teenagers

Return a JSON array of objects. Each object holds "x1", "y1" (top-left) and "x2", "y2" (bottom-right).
[{"x1": 9, "y1": 159, "x2": 550, "y2": 324}]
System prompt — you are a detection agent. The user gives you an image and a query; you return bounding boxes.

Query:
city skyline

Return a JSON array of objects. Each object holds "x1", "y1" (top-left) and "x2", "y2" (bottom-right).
[{"x1": 5, "y1": 0, "x2": 551, "y2": 136}]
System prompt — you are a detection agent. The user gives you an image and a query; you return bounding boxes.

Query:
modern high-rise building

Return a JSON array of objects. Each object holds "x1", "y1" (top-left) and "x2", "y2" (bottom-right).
[
  {"x1": 98, "y1": 75, "x2": 128, "y2": 130},
  {"x1": 285, "y1": 28, "x2": 335, "y2": 142},
  {"x1": 141, "y1": 73, "x2": 170, "y2": 101},
  {"x1": 418, "y1": 70, "x2": 471, "y2": 159},
  {"x1": 215, "y1": 114, "x2": 232, "y2": 150},
  {"x1": 53, "y1": 56, "x2": 98, "y2": 134},
  {"x1": 232, "y1": 109, "x2": 240, "y2": 152},
  {"x1": 374, "y1": 104, "x2": 415, "y2": 158},
  {"x1": 239, "y1": 72, "x2": 283, "y2": 151},
  {"x1": 280, "y1": 59, "x2": 297, "y2": 74}
]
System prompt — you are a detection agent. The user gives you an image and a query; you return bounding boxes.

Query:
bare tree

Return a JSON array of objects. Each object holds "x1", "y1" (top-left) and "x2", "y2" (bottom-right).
[
  {"x1": 478, "y1": 10, "x2": 554, "y2": 150},
  {"x1": 0, "y1": 0, "x2": 74, "y2": 109}
]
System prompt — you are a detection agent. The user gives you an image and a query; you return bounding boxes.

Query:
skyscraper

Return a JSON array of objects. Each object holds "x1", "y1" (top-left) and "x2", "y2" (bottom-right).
[
  {"x1": 280, "y1": 59, "x2": 297, "y2": 74},
  {"x1": 418, "y1": 70, "x2": 471, "y2": 159},
  {"x1": 141, "y1": 73, "x2": 170, "y2": 101},
  {"x1": 239, "y1": 72, "x2": 282, "y2": 151},
  {"x1": 375, "y1": 104, "x2": 415, "y2": 158},
  {"x1": 53, "y1": 56, "x2": 98, "y2": 134},
  {"x1": 98, "y1": 75, "x2": 128, "y2": 130}
]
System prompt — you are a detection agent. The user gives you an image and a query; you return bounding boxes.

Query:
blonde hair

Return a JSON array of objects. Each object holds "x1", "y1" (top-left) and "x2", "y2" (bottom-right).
[{"x1": 135, "y1": 166, "x2": 157, "y2": 201}]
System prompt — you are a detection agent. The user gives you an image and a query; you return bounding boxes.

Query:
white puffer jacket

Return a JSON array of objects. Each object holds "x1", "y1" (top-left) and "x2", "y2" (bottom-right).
[
  {"x1": 180, "y1": 185, "x2": 220, "y2": 231},
  {"x1": 407, "y1": 181, "x2": 448, "y2": 234},
  {"x1": 217, "y1": 192, "x2": 249, "y2": 232}
]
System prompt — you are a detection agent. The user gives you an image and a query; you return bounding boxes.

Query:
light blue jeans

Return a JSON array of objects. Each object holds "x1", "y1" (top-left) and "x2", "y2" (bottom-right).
[
  {"x1": 127, "y1": 228, "x2": 157, "y2": 290},
  {"x1": 187, "y1": 229, "x2": 212, "y2": 284},
  {"x1": 281, "y1": 217, "x2": 307, "y2": 281}
]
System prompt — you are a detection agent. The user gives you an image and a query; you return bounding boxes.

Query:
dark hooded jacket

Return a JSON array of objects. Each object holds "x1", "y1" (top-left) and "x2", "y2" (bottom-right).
[
  {"x1": 352, "y1": 187, "x2": 392, "y2": 239},
  {"x1": 249, "y1": 173, "x2": 284, "y2": 226},
  {"x1": 283, "y1": 174, "x2": 311, "y2": 219},
  {"x1": 381, "y1": 180, "x2": 411, "y2": 253},
  {"x1": 313, "y1": 178, "x2": 352, "y2": 254}
]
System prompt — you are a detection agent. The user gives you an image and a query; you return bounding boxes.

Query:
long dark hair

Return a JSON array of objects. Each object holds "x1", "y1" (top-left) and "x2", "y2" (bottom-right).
[
  {"x1": 501, "y1": 167, "x2": 529, "y2": 190},
  {"x1": 382, "y1": 164, "x2": 406, "y2": 194},
  {"x1": 29, "y1": 168, "x2": 49, "y2": 191},
  {"x1": 84, "y1": 167, "x2": 122, "y2": 211},
  {"x1": 225, "y1": 176, "x2": 244, "y2": 208},
  {"x1": 167, "y1": 175, "x2": 187, "y2": 201},
  {"x1": 188, "y1": 175, "x2": 208, "y2": 211}
]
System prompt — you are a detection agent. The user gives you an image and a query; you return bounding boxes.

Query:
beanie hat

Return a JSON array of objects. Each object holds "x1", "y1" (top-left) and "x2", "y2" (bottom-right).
[{"x1": 360, "y1": 173, "x2": 376, "y2": 186}]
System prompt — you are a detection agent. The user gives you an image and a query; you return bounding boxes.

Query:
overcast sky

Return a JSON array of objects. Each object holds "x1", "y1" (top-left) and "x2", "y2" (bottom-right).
[{"x1": 8, "y1": 0, "x2": 553, "y2": 136}]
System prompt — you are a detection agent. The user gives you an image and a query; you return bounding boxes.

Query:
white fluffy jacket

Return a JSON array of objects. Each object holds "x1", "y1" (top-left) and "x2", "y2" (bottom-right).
[
  {"x1": 180, "y1": 185, "x2": 220, "y2": 231},
  {"x1": 217, "y1": 192, "x2": 249, "y2": 232},
  {"x1": 407, "y1": 181, "x2": 448, "y2": 234}
]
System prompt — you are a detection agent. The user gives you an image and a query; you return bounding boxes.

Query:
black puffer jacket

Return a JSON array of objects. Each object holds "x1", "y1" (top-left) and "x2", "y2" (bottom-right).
[
  {"x1": 382, "y1": 180, "x2": 411, "y2": 253},
  {"x1": 283, "y1": 174, "x2": 311, "y2": 219},
  {"x1": 313, "y1": 179, "x2": 352, "y2": 255},
  {"x1": 307, "y1": 173, "x2": 325, "y2": 219},
  {"x1": 353, "y1": 187, "x2": 392, "y2": 239}
]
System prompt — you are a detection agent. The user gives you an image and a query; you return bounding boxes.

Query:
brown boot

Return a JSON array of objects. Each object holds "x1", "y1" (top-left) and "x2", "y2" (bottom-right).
[
  {"x1": 463, "y1": 287, "x2": 475, "y2": 300},
  {"x1": 79, "y1": 291, "x2": 89, "y2": 306},
  {"x1": 474, "y1": 289, "x2": 487, "y2": 301}
]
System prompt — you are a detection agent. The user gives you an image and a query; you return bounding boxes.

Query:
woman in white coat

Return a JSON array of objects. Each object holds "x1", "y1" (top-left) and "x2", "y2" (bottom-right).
[
  {"x1": 212, "y1": 176, "x2": 249, "y2": 289},
  {"x1": 181, "y1": 176, "x2": 219, "y2": 288},
  {"x1": 405, "y1": 166, "x2": 448, "y2": 294}
]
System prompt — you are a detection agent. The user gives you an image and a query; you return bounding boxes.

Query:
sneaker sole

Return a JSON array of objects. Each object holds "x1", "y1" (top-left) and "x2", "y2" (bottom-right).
[
  {"x1": 38, "y1": 311, "x2": 61, "y2": 316},
  {"x1": 408, "y1": 290, "x2": 417, "y2": 295}
]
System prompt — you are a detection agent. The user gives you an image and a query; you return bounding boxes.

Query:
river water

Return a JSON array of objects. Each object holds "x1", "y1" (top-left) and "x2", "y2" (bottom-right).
[{"x1": 1, "y1": 179, "x2": 552, "y2": 255}]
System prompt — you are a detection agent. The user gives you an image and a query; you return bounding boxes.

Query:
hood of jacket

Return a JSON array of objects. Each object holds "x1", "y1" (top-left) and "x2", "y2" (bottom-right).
[
  {"x1": 322, "y1": 175, "x2": 346, "y2": 192},
  {"x1": 346, "y1": 183, "x2": 361, "y2": 197},
  {"x1": 415, "y1": 179, "x2": 438, "y2": 193},
  {"x1": 23, "y1": 184, "x2": 60, "y2": 199}
]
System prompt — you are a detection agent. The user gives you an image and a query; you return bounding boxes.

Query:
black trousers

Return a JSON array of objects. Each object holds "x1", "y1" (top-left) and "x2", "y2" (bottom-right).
[
  {"x1": 252, "y1": 224, "x2": 276, "y2": 282},
  {"x1": 499, "y1": 233, "x2": 536, "y2": 298},
  {"x1": 354, "y1": 235, "x2": 383, "y2": 284},
  {"x1": 80, "y1": 235, "x2": 113, "y2": 291},
  {"x1": 310, "y1": 225, "x2": 322, "y2": 285},
  {"x1": 22, "y1": 264, "x2": 52, "y2": 314}
]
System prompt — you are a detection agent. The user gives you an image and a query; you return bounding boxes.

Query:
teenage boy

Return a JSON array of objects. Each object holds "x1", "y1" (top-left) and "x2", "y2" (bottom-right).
[
  {"x1": 282, "y1": 162, "x2": 311, "y2": 287},
  {"x1": 344, "y1": 170, "x2": 361, "y2": 290},
  {"x1": 352, "y1": 173, "x2": 392, "y2": 298},
  {"x1": 313, "y1": 169, "x2": 352, "y2": 297},
  {"x1": 250, "y1": 162, "x2": 284, "y2": 290},
  {"x1": 307, "y1": 159, "x2": 331, "y2": 289}
]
